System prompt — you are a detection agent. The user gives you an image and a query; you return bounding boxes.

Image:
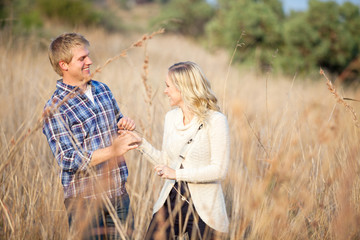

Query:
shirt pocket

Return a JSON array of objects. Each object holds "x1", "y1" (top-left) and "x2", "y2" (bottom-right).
[{"x1": 69, "y1": 112, "x2": 96, "y2": 149}]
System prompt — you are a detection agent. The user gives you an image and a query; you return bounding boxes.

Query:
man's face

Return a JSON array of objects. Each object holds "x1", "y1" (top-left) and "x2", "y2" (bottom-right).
[{"x1": 64, "y1": 46, "x2": 93, "y2": 84}]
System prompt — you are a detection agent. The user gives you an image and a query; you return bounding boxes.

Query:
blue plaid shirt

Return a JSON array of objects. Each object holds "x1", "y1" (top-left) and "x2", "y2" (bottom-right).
[{"x1": 43, "y1": 80, "x2": 128, "y2": 199}]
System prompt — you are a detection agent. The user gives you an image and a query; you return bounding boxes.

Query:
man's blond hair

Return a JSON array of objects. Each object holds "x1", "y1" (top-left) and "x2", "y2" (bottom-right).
[{"x1": 48, "y1": 33, "x2": 89, "y2": 76}]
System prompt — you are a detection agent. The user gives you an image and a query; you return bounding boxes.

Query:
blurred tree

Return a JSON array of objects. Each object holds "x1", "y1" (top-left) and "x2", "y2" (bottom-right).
[
  {"x1": 151, "y1": 0, "x2": 214, "y2": 37},
  {"x1": 206, "y1": 0, "x2": 284, "y2": 72},
  {"x1": 337, "y1": 2, "x2": 360, "y2": 83},
  {"x1": 37, "y1": 0, "x2": 101, "y2": 26},
  {"x1": 263, "y1": 0, "x2": 285, "y2": 19},
  {"x1": 0, "y1": 0, "x2": 43, "y2": 32},
  {"x1": 0, "y1": 0, "x2": 7, "y2": 28},
  {"x1": 0, "y1": 0, "x2": 124, "y2": 33},
  {"x1": 282, "y1": 0, "x2": 358, "y2": 76},
  {"x1": 207, "y1": 0, "x2": 360, "y2": 80}
]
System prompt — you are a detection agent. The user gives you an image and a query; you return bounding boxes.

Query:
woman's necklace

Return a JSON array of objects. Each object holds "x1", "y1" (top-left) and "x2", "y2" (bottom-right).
[{"x1": 172, "y1": 184, "x2": 190, "y2": 204}]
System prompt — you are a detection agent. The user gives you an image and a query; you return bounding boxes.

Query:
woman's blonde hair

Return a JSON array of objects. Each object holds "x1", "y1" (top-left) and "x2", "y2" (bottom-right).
[
  {"x1": 168, "y1": 61, "x2": 220, "y2": 122},
  {"x1": 48, "y1": 33, "x2": 90, "y2": 76}
]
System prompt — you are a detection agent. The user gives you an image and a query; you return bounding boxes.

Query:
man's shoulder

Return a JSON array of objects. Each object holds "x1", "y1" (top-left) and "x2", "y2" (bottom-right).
[
  {"x1": 91, "y1": 80, "x2": 115, "y2": 100},
  {"x1": 43, "y1": 88, "x2": 64, "y2": 109},
  {"x1": 91, "y1": 80, "x2": 109, "y2": 90}
]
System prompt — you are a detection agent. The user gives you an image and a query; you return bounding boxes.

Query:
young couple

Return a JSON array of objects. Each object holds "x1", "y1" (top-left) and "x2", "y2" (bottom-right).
[{"x1": 43, "y1": 33, "x2": 230, "y2": 240}]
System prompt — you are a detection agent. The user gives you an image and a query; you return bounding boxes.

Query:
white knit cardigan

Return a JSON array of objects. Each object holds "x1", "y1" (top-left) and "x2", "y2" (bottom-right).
[{"x1": 138, "y1": 108, "x2": 230, "y2": 233}]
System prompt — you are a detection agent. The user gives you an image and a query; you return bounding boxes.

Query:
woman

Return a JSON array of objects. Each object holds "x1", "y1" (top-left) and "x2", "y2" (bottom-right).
[{"x1": 138, "y1": 61, "x2": 230, "y2": 239}]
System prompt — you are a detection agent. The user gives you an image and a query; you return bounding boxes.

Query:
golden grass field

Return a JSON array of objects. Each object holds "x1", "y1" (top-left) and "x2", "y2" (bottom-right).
[{"x1": 1, "y1": 27, "x2": 360, "y2": 239}]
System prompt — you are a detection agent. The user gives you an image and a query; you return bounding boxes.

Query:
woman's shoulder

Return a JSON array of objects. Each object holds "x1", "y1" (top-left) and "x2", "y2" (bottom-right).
[
  {"x1": 165, "y1": 107, "x2": 181, "y2": 119},
  {"x1": 208, "y1": 110, "x2": 227, "y2": 121},
  {"x1": 206, "y1": 110, "x2": 229, "y2": 128}
]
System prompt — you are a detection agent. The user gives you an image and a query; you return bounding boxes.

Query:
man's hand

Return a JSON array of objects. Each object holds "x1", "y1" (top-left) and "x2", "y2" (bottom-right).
[
  {"x1": 90, "y1": 131, "x2": 141, "y2": 167},
  {"x1": 117, "y1": 116, "x2": 136, "y2": 131},
  {"x1": 112, "y1": 131, "x2": 141, "y2": 156}
]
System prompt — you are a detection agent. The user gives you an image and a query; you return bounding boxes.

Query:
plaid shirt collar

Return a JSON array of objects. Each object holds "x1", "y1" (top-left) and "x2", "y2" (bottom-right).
[{"x1": 56, "y1": 79, "x2": 92, "y2": 93}]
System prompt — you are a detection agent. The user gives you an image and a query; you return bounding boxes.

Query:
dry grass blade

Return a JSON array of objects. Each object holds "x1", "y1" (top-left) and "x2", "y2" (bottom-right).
[
  {"x1": 343, "y1": 97, "x2": 360, "y2": 102},
  {"x1": 222, "y1": 31, "x2": 246, "y2": 112},
  {"x1": 320, "y1": 68, "x2": 360, "y2": 128},
  {"x1": 0, "y1": 199, "x2": 14, "y2": 233},
  {"x1": 243, "y1": 112, "x2": 270, "y2": 159}
]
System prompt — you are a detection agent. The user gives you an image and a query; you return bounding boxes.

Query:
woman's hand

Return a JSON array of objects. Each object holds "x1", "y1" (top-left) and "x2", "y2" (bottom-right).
[
  {"x1": 112, "y1": 131, "x2": 141, "y2": 155},
  {"x1": 154, "y1": 165, "x2": 176, "y2": 180},
  {"x1": 117, "y1": 116, "x2": 136, "y2": 131}
]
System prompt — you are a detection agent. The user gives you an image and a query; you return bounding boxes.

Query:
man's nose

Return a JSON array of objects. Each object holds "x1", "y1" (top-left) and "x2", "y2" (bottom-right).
[{"x1": 86, "y1": 56, "x2": 93, "y2": 65}]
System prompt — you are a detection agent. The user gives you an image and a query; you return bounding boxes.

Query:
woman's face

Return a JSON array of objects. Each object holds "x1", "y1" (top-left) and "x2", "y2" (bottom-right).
[{"x1": 164, "y1": 74, "x2": 183, "y2": 107}]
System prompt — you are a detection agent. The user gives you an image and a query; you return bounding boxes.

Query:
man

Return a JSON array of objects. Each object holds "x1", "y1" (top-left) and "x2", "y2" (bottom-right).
[{"x1": 43, "y1": 32, "x2": 140, "y2": 239}]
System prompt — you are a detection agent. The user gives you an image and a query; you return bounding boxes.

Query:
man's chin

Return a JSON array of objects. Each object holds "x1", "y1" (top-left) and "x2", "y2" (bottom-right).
[{"x1": 82, "y1": 73, "x2": 91, "y2": 81}]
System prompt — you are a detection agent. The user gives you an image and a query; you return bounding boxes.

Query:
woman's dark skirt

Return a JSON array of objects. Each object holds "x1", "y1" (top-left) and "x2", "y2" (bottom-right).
[{"x1": 145, "y1": 181, "x2": 216, "y2": 240}]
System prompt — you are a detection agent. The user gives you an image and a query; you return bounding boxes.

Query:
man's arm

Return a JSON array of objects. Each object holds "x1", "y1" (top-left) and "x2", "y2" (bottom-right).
[
  {"x1": 43, "y1": 110, "x2": 140, "y2": 171},
  {"x1": 89, "y1": 131, "x2": 141, "y2": 167},
  {"x1": 43, "y1": 111, "x2": 93, "y2": 171}
]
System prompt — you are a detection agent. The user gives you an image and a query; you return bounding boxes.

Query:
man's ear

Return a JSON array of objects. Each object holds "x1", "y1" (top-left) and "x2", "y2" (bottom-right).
[{"x1": 59, "y1": 61, "x2": 68, "y2": 72}]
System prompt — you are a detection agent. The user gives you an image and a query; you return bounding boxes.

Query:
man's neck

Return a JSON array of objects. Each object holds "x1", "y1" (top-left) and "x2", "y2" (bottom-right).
[{"x1": 63, "y1": 77, "x2": 87, "y2": 91}]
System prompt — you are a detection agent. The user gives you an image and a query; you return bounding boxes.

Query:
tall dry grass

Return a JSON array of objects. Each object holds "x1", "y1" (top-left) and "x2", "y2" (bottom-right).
[{"x1": 1, "y1": 28, "x2": 360, "y2": 239}]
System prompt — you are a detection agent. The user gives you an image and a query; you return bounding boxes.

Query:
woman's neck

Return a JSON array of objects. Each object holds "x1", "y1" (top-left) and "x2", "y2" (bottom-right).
[{"x1": 181, "y1": 107, "x2": 194, "y2": 126}]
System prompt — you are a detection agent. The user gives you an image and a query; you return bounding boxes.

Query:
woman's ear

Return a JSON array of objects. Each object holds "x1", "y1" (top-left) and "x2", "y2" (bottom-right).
[{"x1": 59, "y1": 60, "x2": 68, "y2": 72}]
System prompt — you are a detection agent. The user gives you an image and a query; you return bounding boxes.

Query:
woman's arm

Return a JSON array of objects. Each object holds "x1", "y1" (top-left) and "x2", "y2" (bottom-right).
[{"x1": 137, "y1": 112, "x2": 171, "y2": 166}]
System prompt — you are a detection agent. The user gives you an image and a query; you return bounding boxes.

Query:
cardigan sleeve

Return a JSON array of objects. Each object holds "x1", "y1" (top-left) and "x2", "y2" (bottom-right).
[
  {"x1": 175, "y1": 112, "x2": 230, "y2": 183},
  {"x1": 138, "y1": 111, "x2": 171, "y2": 166}
]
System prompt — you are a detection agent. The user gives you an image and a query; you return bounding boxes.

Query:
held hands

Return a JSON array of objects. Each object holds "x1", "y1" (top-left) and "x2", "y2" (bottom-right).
[
  {"x1": 117, "y1": 116, "x2": 136, "y2": 131},
  {"x1": 154, "y1": 165, "x2": 176, "y2": 180},
  {"x1": 89, "y1": 130, "x2": 141, "y2": 167},
  {"x1": 112, "y1": 131, "x2": 141, "y2": 156}
]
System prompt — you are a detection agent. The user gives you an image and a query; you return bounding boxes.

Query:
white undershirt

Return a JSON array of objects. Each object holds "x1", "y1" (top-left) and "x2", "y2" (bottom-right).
[{"x1": 85, "y1": 84, "x2": 95, "y2": 103}]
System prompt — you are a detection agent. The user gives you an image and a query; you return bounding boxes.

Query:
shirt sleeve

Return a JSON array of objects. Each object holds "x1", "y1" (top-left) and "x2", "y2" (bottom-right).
[
  {"x1": 105, "y1": 83, "x2": 123, "y2": 123},
  {"x1": 43, "y1": 109, "x2": 92, "y2": 172},
  {"x1": 175, "y1": 113, "x2": 230, "y2": 183}
]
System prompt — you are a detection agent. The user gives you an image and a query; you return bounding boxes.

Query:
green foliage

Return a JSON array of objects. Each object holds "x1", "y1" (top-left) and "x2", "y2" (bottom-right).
[
  {"x1": 151, "y1": 0, "x2": 214, "y2": 36},
  {"x1": 340, "y1": 2, "x2": 360, "y2": 55},
  {"x1": 155, "y1": 0, "x2": 170, "y2": 3},
  {"x1": 282, "y1": 0, "x2": 358, "y2": 75},
  {"x1": 206, "y1": 0, "x2": 284, "y2": 72},
  {"x1": 0, "y1": 0, "x2": 7, "y2": 28},
  {"x1": 19, "y1": 10, "x2": 43, "y2": 30},
  {"x1": 0, "y1": 0, "x2": 124, "y2": 33},
  {"x1": 0, "y1": 0, "x2": 42, "y2": 32},
  {"x1": 206, "y1": 0, "x2": 360, "y2": 78},
  {"x1": 37, "y1": 0, "x2": 101, "y2": 26}
]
